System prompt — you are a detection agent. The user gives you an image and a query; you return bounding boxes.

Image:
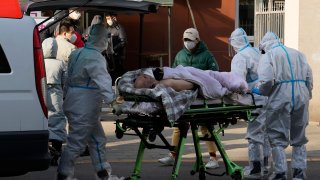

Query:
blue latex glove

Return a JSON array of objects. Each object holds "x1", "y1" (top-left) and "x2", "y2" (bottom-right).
[{"x1": 251, "y1": 87, "x2": 261, "y2": 95}]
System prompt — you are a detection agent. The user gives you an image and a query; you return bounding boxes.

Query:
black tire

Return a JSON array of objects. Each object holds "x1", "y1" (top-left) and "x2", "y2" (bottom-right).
[
  {"x1": 148, "y1": 132, "x2": 156, "y2": 142},
  {"x1": 199, "y1": 171, "x2": 206, "y2": 180},
  {"x1": 190, "y1": 170, "x2": 196, "y2": 175},
  {"x1": 115, "y1": 129, "x2": 124, "y2": 139},
  {"x1": 232, "y1": 171, "x2": 242, "y2": 180}
]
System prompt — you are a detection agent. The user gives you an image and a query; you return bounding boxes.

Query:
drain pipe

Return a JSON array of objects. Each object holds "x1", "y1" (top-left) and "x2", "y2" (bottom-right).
[{"x1": 186, "y1": 0, "x2": 197, "y2": 29}]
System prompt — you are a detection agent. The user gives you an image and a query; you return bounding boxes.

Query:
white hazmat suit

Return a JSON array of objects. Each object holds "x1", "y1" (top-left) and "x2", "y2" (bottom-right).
[
  {"x1": 42, "y1": 37, "x2": 67, "y2": 143},
  {"x1": 57, "y1": 24, "x2": 115, "y2": 179},
  {"x1": 84, "y1": 15, "x2": 103, "y2": 41},
  {"x1": 257, "y1": 32, "x2": 313, "y2": 180},
  {"x1": 229, "y1": 28, "x2": 270, "y2": 178}
]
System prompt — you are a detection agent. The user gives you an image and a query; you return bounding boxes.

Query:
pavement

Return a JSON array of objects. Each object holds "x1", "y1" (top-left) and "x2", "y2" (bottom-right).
[
  {"x1": 99, "y1": 111, "x2": 320, "y2": 162},
  {"x1": 2, "y1": 111, "x2": 319, "y2": 180},
  {"x1": 100, "y1": 111, "x2": 319, "y2": 179}
]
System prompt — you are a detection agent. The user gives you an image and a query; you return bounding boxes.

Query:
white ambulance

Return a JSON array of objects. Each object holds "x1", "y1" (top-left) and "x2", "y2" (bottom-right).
[
  {"x1": 0, "y1": 0, "x2": 50, "y2": 176},
  {"x1": 0, "y1": 0, "x2": 158, "y2": 177}
]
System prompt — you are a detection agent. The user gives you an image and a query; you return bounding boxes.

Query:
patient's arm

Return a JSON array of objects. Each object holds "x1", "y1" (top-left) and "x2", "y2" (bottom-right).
[{"x1": 159, "y1": 79, "x2": 194, "y2": 92}]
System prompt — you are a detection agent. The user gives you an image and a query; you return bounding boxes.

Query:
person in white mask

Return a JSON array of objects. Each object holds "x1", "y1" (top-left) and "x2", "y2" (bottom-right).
[
  {"x1": 66, "y1": 9, "x2": 85, "y2": 48},
  {"x1": 172, "y1": 28, "x2": 219, "y2": 71},
  {"x1": 104, "y1": 15, "x2": 127, "y2": 84},
  {"x1": 256, "y1": 32, "x2": 313, "y2": 180},
  {"x1": 68, "y1": 10, "x2": 81, "y2": 21},
  {"x1": 52, "y1": 9, "x2": 85, "y2": 48},
  {"x1": 158, "y1": 28, "x2": 220, "y2": 169}
]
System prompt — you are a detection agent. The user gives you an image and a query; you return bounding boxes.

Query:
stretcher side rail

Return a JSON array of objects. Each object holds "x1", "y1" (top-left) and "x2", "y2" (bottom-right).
[{"x1": 120, "y1": 93, "x2": 160, "y2": 102}]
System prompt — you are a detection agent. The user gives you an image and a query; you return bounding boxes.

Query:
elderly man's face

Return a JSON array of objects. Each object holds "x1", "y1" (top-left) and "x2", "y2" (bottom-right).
[{"x1": 134, "y1": 74, "x2": 157, "y2": 89}]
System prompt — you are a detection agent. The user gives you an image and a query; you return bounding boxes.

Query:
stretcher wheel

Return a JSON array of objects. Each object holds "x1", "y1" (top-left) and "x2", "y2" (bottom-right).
[
  {"x1": 199, "y1": 171, "x2": 205, "y2": 180},
  {"x1": 115, "y1": 129, "x2": 124, "y2": 139},
  {"x1": 148, "y1": 131, "x2": 157, "y2": 142},
  {"x1": 190, "y1": 170, "x2": 196, "y2": 175},
  {"x1": 232, "y1": 171, "x2": 242, "y2": 180}
]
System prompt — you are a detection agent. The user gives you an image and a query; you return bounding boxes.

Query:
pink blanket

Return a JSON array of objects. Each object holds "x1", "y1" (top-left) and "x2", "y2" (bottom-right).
[{"x1": 163, "y1": 65, "x2": 248, "y2": 99}]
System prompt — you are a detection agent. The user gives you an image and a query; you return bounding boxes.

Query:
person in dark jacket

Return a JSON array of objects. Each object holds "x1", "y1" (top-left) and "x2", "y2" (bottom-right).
[
  {"x1": 104, "y1": 15, "x2": 127, "y2": 84},
  {"x1": 172, "y1": 28, "x2": 219, "y2": 71}
]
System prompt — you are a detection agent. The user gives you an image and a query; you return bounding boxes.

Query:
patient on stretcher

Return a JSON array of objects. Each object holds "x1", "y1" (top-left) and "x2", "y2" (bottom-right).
[
  {"x1": 134, "y1": 65, "x2": 248, "y2": 98},
  {"x1": 116, "y1": 65, "x2": 253, "y2": 123}
]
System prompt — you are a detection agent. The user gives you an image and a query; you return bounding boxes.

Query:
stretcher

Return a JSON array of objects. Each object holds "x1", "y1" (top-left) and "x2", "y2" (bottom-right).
[{"x1": 113, "y1": 73, "x2": 262, "y2": 180}]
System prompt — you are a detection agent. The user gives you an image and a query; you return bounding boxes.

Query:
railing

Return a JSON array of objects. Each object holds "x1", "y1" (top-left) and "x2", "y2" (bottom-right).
[{"x1": 254, "y1": 0, "x2": 285, "y2": 46}]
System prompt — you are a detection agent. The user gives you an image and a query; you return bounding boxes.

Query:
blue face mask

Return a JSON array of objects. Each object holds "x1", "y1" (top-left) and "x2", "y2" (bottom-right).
[{"x1": 70, "y1": 34, "x2": 77, "y2": 43}]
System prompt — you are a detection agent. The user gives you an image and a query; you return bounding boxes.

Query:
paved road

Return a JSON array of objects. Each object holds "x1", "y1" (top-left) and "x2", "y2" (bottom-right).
[{"x1": 2, "y1": 113, "x2": 319, "y2": 180}]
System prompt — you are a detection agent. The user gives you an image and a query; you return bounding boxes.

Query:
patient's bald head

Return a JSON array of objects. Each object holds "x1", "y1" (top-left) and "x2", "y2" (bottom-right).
[{"x1": 134, "y1": 74, "x2": 158, "y2": 89}]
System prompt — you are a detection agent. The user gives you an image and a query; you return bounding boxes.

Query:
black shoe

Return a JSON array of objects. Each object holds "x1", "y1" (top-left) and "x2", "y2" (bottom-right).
[
  {"x1": 251, "y1": 161, "x2": 261, "y2": 174},
  {"x1": 50, "y1": 157, "x2": 59, "y2": 166},
  {"x1": 271, "y1": 172, "x2": 287, "y2": 180},
  {"x1": 49, "y1": 146, "x2": 61, "y2": 166},
  {"x1": 244, "y1": 161, "x2": 262, "y2": 179},
  {"x1": 55, "y1": 173, "x2": 77, "y2": 180},
  {"x1": 293, "y1": 168, "x2": 306, "y2": 179},
  {"x1": 97, "y1": 169, "x2": 109, "y2": 180},
  {"x1": 51, "y1": 140, "x2": 63, "y2": 154},
  {"x1": 56, "y1": 173, "x2": 68, "y2": 180},
  {"x1": 80, "y1": 146, "x2": 90, "y2": 157}
]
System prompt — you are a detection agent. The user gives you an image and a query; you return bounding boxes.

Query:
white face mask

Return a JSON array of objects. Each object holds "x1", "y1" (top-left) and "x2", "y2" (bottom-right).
[
  {"x1": 69, "y1": 11, "x2": 81, "y2": 20},
  {"x1": 107, "y1": 19, "x2": 113, "y2": 26},
  {"x1": 184, "y1": 41, "x2": 196, "y2": 50},
  {"x1": 70, "y1": 34, "x2": 77, "y2": 43}
]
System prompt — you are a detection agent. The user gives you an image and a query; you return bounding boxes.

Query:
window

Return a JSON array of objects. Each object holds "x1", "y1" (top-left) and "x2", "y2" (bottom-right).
[
  {"x1": 0, "y1": 45, "x2": 11, "y2": 73},
  {"x1": 239, "y1": 0, "x2": 254, "y2": 36}
]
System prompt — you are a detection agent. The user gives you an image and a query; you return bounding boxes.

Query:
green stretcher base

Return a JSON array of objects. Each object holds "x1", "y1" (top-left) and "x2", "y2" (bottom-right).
[{"x1": 115, "y1": 98, "x2": 261, "y2": 180}]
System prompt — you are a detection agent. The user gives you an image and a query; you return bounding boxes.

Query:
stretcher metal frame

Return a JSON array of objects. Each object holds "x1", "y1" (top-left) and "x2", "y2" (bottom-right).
[{"x1": 115, "y1": 94, "x2": 261, "y2": 180}]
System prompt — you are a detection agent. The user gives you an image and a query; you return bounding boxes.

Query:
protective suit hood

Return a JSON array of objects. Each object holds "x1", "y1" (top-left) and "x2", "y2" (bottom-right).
[
  {"x1": 229, "y1": 28, "x2": 250, "y2": 53},
  {"x1": 42, "y1": 37, "x2": 58, "y2": 59},
  {"x1": 85, "y1": 24, "x2": 108, "y2": 52},
  {"x1": 91, "y1": 15, "x2": 102, "y2": 26},
  {"x1": 259, "y1": 32, "x2": 281, "y2": 52}
]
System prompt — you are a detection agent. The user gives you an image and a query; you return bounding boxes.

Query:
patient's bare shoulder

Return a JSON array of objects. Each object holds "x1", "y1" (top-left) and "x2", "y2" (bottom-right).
[{"x1": 159, "y1": 79, "x2": 194, "y2": 92}]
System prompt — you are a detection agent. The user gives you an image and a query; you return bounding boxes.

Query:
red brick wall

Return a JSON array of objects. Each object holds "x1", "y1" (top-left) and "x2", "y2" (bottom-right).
[{"x1": 117, "y1": 0, "x2": 235, "y2": 72}]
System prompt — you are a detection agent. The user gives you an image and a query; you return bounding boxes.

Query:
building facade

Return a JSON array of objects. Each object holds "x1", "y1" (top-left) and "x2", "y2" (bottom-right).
[
  {"x1": 285, "y1": 0, "x2": 320, "y2": 123},
  {"x1": 117, "y1": 0, "x2": 236, "y2": 71}
]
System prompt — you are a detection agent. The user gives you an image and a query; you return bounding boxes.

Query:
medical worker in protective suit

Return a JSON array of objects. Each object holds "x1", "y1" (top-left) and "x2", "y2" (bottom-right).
[
  {"x1": 229, "y1": 28, "x2": 271, "y2": 179},
  {"x1": 56, "y1": 23, "x2": 115, "y2": 180},
  {"x1": 83, "y1": 15, "x2": 103, "y2": 41},
  {"x1": 255, "y1": 32, "x2": 313, "y2": 180},
  {"x1": 42, "y1": 37, "x2": 67, "y2": 166}
]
